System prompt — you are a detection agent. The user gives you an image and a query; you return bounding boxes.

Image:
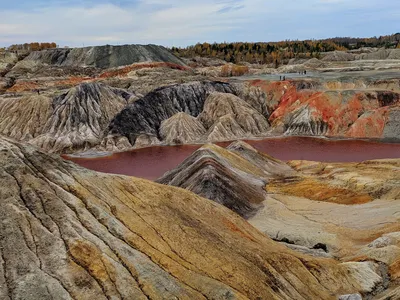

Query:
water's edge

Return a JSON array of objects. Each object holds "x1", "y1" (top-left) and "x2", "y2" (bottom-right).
[{"x1": 64, "y1": 136, "x2": 400, "y2": 181}]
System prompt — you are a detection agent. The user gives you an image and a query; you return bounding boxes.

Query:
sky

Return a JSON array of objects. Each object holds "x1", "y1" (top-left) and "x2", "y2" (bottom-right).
[{"x1": 0, "y1": 0, "x2": 399, "y2": 48}]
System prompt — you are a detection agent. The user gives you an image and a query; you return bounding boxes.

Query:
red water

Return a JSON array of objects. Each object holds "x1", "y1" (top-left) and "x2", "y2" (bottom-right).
[{"x1": 64, "y1": 137, "x2": 400, "y2": 181}]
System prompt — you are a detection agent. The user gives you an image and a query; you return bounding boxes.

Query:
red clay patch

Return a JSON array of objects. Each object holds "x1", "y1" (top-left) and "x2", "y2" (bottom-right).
[
  {"x1": 346, "y1": 107, "x2": 389, "y2": 138},
  {"x1": 223, "y1": 219, "x2": 256, "y2": 242},
  {"x1": 7, "y1": 81, "x2": 39, "y2": 92}
]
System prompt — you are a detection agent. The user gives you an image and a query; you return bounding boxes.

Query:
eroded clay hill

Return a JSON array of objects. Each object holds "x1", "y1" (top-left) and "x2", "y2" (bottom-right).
[
  {"x1": 251, "y1": 79, "x2": 400, "y2": 140},
  {"x1": 10, "y1": 44, "x2": 185, "y2": 73},
  {"x1": 1, "y1": 43, "x2": 400, "y2": 155},
  {"x1": 104, "y1": 81, "x2": 238, "y2": 148},
  {"x1": 104, "y1": 82, "x2": 276, "y2": 150},
  {"x1": 1, "y1": 76, "x2": 399, "y2": 154},
  {"x1": 159, "y1": 141, "x2": 400, "y2": 298},
  {"x1": 0, "y1": 94, "x2": 53, "y2": 141},
  {"x1": 158, "y1": 141, "x2": 293, "y2": 218},
  {"x1": 0, "y1": 43, "x2": 197, "y2": 97},
  {"x1": 105, "y1": 77, "x2": 400, "y2": 151},
  {"x1": 159, "y1": 112, "x2": 206, "y2": 144},
  {"x1": 0, "y1": 136, "x2": 383, "y2": 300},
  {"x1": 0, "y1": 82, "x2": 128, "y2": 153},
  {"x1": 1, "y1": 80, "x2": 271, "y2": 153}
]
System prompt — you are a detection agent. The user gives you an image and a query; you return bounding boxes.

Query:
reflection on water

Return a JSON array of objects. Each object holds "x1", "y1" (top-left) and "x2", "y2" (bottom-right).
[{"x1": 64, "y1": 137, "x2": 400, "y2": 181}]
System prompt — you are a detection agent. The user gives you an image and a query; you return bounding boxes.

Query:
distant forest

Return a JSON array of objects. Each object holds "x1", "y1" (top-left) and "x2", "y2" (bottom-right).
[
  {"x1": 172, "y1": 33, "x2": 400, "y2": 65},
  {"x1": 4, "y1": 42, "x2": 58, "y2": 52}
]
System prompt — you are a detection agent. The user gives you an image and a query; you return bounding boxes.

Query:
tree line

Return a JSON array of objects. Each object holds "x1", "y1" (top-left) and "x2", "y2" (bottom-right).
[
  {"x1": 172, "y1": 33, "x2": 400, "y2": 65},
  {"x1": 7, "y1": 42, "x2": 58, "y2": 52}
]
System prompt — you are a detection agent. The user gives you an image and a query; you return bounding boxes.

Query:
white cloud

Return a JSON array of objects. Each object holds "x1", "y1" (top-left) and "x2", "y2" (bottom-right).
[
  {"x1": 0, "y1": 1, "x2": 252, "y2": 46},
  {"x1": 0, "y1": 0, "x2": 397, "y2": 47}
]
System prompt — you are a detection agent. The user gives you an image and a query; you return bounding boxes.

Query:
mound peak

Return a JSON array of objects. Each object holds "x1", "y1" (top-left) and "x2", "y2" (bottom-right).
[
  {"x1": 30, "y1": 82, "x2": 127, "y2": 153},
  {"x1": 158, "y1": 142, "x2": 293, "y2": 218},
  {"x1": 205, "y1": 114, "x2": 248, "y2": 141},
  {"x1": 199, "y1": 92, "x2": 270, "y2": 136},
  {"x1": 160, "y1": 112, "x2": 206, "y2": 144}
]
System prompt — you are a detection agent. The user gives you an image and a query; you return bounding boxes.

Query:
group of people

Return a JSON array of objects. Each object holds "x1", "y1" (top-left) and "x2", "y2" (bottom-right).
[{"x1": 279, "y1": 70, "x2": 307, "y2": 81}]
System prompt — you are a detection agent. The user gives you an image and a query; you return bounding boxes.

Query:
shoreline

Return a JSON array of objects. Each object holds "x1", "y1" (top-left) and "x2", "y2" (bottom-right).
[{"x1": 64, "y1": 135, "x2": 400, "y2": 159}]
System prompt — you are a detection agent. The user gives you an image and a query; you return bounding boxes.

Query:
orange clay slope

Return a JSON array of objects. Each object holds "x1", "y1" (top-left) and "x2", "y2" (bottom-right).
[{"x1": 250, "y1": 79, "x2": 400, "y2": 138}]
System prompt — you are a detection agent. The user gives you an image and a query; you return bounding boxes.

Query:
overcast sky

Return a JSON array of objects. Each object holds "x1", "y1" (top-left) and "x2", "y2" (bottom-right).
[{"x1": 0, "y1": 0, "x2": 398, "y2": 47}]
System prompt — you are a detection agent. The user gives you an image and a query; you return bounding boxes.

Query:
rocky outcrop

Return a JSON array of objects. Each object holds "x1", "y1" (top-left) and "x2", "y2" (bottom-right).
[
  {"x1": 101, "y1": 132, "x2": 161, "y2": 152},
  {"x1": 2, "y1": 63, "x2": 400, "y2": 155},
  {"x1": 339, "y1": 294, "x2": 362, "y2": 300},
  {"x1": 183, "y1": 56, "x2": 227, "y2": 67},
  {"x1": 100, "y1": 134, "x2": 132, "y2": 152},
  {"x1": 271, "y1": 48, "x2": 400, "y2": 73},
  {"x1": 106, "y1": 81, "x2": 237, "y2": 145},
  {"x1": 13, "y1": 44, "x2": 186, "y2": 70},
  {"x1": 30, "y1": 82, "x2": 127, "y2": 153},
  {"x1": 102, "y1": 65, "x2": 208, "y2": 97},
  {"x1": 160, "y1": 112, "x2": 206, "y2": 144},
  {"x1": 0, "y1": 136, "x2": 376, "y2": 299},
  {"x1": 158, "y1": 142, "x2": 294, "y2": 218},
  {"x1": 3, "y1": 81, "x2": 276, "y2": 152}
]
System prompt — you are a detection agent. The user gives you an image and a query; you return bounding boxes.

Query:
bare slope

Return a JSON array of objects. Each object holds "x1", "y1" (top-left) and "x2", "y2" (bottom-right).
[
  {"x1": 106, "y1": 81, "x2": 237, "y2": 146},
  {"x1": 160, "y1": 112, "x2": 206, "y2": 144},
  {"x1": 12, "y1": 44, "x2": 186, "y2": 70},
  {"x1": 0, "y1": 94, "x2": 53, "y2": 141},
  {"x1": 199, "y1": 92, "x2": 270, "y2": 136},
  {"x1": 158, "y1": 141, "x2": 295, "y2": 218},
  {"x1": 31, "y1": 82, "x2": 127, "y2": 153},
  {"x1": 0, "y1": 82, "x2": 127, "y2": 153},
  {"x1": 158, "y1": 141, "x2": 400, "y2": 297},
  {"x1": 0, "y1": 137, "x2": 377, "y2": 299}
]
